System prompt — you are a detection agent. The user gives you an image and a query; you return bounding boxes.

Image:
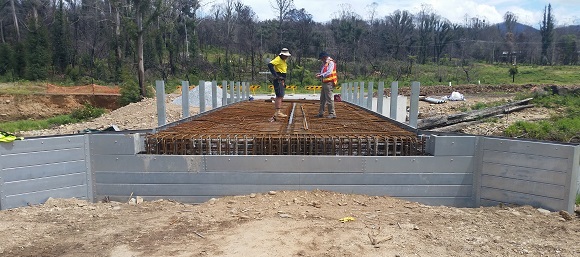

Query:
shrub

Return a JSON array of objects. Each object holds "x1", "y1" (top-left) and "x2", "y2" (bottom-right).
[{"x1": 70, "y1": 104, "x2": 105, "y2": 120}]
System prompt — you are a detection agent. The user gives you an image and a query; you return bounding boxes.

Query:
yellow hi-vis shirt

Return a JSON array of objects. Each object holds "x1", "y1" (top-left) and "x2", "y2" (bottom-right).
[
  {"x1": 269, "y1": 56, "x2": 287, "y2": 74},
  {"x1": 0, "y1": 131, "x2": 23, "y2": 142}
]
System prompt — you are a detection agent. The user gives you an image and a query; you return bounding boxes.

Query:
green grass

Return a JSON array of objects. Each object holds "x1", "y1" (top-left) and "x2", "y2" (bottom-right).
[
  {"x1": 0, "y1": 115, "x2": 77, "y2": 133},
  {"x1": 0, "y1": 81, "x2": 47, "y2": 94},
  {"x1": 576, "y1": 194, "x2": 580, "y2": 205},
  {"x1": 448, "y1": 64, "x2": 580, "y2": 85},
  {"x1": 0, "y1": 104, "x2": 105, "y2": 134},
  {"x1": 341, "y1": 63, "x2": 580, "y2": 87},
  {"x1": 504, "y1": 94, "x2": 580, "y2": 142}
]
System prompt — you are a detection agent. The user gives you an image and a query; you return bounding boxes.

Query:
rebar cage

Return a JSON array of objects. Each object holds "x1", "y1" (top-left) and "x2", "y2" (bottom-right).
[{"x1": 144, "y1": 100, "x2": 426, "y2": 156}]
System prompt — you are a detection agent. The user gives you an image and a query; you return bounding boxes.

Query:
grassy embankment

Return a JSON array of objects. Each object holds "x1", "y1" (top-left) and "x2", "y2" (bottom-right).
[
  {"x1": 0, "y1": 102, "x2": 105, "y2": 134},
  {"x1": 505, "y1": 93, "x2": 579, "y2": 143}
]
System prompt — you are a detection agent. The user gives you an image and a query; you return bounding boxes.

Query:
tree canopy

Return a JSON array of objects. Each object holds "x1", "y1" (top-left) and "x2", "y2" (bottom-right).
[{"x1": 0, "y1": 0, "x2": 577, "y2": 98}]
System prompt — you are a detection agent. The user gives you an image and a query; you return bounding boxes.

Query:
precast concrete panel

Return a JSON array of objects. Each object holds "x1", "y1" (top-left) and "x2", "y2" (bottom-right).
[
  {"x1": 479, "y1": 137, "x2": 579, "y2": 213},
  {"x1": 89, "y1": 133, "x2": 142, "y2": 155},
  {"x1": 363, "y1": 156, "x2": 474, "y2": 173},
  {"x1": 483, "y1": 137, "x2": 576, "y2": 157},
  {"x1": 204, "y1": 156, "x2": 365, "y2": 173},
  {"x1": 0, "y1": 135, "x2": 90, "y2": 210},
  {"x1": 93, "y1": 152, "x2": 476, "y2": 208},
  {"x1": 426, "y1": 135, "x2": 478, "y2": 156},
  {"x1": 96, "y1": 171, "x2": 301, "y2": 185},
  {"x1": 92, "y1": 155, "x2": 204, "y2": 172},
  {"x1": 2, "y1": 186, "x2": 88, "y2": 210},
  {"x1": 0, "y1": 135, "x2": 85, "y2": 153}
]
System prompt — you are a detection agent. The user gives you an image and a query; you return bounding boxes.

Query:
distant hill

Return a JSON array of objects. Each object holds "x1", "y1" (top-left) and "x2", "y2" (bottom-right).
[
  {"x1": 495, "y1": 22, "x2": 580, "y2": 37},
  {"x1": 555, "y1": 25, "x2": 580, "y2": 36},
  {"x1": 496, "y1": 22, "x2": 538, "y2": 35}
]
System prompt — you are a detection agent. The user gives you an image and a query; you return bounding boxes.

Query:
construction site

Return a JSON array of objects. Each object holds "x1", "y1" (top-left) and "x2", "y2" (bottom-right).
[
  {"x1": 0, "y1": 81, "x2": 579, "y2": 256},
  {"x1": 1, "y1": 80, "x2": 577, "y2": 209},
  {"x1": 145, "y1": 100, "x2": 424, "y2": 156}
]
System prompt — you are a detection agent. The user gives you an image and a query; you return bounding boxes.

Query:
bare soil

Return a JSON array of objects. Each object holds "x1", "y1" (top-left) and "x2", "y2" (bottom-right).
[
  {"x1": 0, "y1": 191, "x2": 578, "y2": 257},
  {"x1": 1, "y1": 84, "x2": 579, "y2": 256}
]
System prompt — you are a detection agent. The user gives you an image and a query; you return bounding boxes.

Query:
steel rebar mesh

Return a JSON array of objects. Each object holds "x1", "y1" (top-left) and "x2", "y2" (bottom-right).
[{"x1": 144, "y1": 100, "x2": 426, "y2": 156}]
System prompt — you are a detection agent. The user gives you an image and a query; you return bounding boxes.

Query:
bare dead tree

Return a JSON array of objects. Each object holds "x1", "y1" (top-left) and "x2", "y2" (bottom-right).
[
  {"x1": 10, "y1": 0, "x2": 20, "y2": 41},
  {"x1": 270, "y1": 0, "x2": 293, "y2": 48}
]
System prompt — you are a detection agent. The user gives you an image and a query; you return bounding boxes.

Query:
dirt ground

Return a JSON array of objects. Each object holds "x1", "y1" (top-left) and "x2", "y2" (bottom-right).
[
  {"x1": 1, "y1": 84, "x2": 579, "y2": 256},
  {"x1": 0, "y1": 191, "x2": 578, "y2": 257}
]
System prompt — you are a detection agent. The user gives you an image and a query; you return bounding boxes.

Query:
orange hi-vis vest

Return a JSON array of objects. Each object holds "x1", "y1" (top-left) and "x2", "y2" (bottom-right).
[{"x1": 322, "y1": 59, "x2": 338, "y2": 85}]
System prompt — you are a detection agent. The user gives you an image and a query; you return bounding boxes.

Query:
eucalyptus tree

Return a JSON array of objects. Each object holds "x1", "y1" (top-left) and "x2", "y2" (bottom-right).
[
  {"x1": 24, "y1": 0, "x2": 50, "y2": 80},
  {"x1": 460, "y1": 16, "x2": 490, "y2": 60},
  {"x1": 10, "y1": 0, "x2": 20, "y2": 42},
  {"x1": 362, "y1": 2, "x2": 382, "y2": 64},
  {"x1": 284, "y1": 8, "x2": 314, "y2": 63},
  {"x1": 415, "y1": 6, "x2": 436, "y2": 64},
  {"x1": 431, "y1": 17, "x2": 454, "y2": 82},
  {"x1": 503, "y1": 11, "x2": 517, "y2": 64},
  {"x1": 456, "y1": 16, "x2": 489, "y2": 82},
  {"x1": 270, "y1": 0, "x2": 293, "y2": 49},
  {"x1": 222, "y1": 0, "x2": 235, "y2": 65},
  {"x1": 384, "y1": 10, "x2": 415, "y2": 60},
  {"x1": 234, "y1": 2, "x2": 258, "y2": 81},
  {"x1": 81, "y1": 0, "x2": 110, "y2": 80},
  {"x1": 209, "y1": 0, "x2": 237, "y2": 79},
  {"x1": 330, "y1": 5, "x2": 365, "y2": 78},
  {"x1": 0, "y1": 0, "x2": 18, "y2": 43},
  {"x1": 130, "y1": 0, "x2": 163, "y2": 97},
  {"x1": 283, "y1": 8, "x2": 314, "y2": 85},
  {"x1": 177, "y1": 0, "x2": 201, "y2": 61},
  {"x1": 432, "y1": 17, "x2": 452, "y2": 63},
  {"x1": 109, "y1": 0, "x2": 123, "y2": 82},
  {"x1": 330, "y1": 4, "x2": 364, "y2": 62},
  {"x1": 150, "y1": 0, "x2": 182, "y2": 80},
  {"x1": 51, "y1": 0, "x2": 70, "y2": 74}
]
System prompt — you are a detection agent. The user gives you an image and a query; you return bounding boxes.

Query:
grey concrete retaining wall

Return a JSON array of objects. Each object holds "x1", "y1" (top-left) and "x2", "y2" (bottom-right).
[
  {"x1": 1, "y1": 133, "x2": 578, "y2": 213},
  {"x1": 478, "y1": 137, "x2": 579, "y2": 213},
  {"x1": 0, "y1": 135, "x2": 92, "y2": 210},
  {"x1": 91, "y1": 134, "x2": 477, "y2": 207}
]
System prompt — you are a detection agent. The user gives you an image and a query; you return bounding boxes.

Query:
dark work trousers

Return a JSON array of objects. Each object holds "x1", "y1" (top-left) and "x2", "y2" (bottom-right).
[
  {"x1": 318, "y1": 82, "x2": 336, "y2": 116},
  {"x1": 273, "y1": 74, "x2": 286, "y2": 97}
]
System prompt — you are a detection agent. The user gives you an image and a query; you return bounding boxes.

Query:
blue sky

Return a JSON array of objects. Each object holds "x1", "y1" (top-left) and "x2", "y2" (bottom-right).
[{"x1": 201, "y1": 0, "x2": 579, "y2": 28}]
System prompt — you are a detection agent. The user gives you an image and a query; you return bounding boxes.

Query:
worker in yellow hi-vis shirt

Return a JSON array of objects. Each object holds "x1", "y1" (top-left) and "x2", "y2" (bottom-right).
[{"x1": 267, "y1": 48, "x2": 291, "y2": 121}]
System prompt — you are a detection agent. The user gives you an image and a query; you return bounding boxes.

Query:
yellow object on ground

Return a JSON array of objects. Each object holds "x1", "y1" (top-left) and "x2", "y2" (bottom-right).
[
  {"x1": 339, "y1": 217, "x2": 355, "y2": 223},
  {"x1": 0, "y1": 131, "x2": 23, "y2": 143}
]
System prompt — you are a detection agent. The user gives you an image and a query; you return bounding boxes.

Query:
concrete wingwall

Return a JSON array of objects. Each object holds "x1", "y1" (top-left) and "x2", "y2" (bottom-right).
[
  {"x1": 90, "y1": 134, "x2": 477, "y2": 208},
  {"x1": 0, "y1": 135, "x2": 93, "y2": 210},
  {"x1": 477, "y1": 137, "x2": 579, "y2": 213},
  {"x1": 1, "y1": 133, "x2": 578, "y2": 213}
]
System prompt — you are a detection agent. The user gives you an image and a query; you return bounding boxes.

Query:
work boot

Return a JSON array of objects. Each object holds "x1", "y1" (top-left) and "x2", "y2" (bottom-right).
[
  {"x1": 315, "y1": 113, "x2": 324, "y2": 118},
  {"x1": 327, "y1": 114, "x2": 337, "y2": 119},
  {"x1": 275, "y1": 109, "x2": 288, "y2": 118}
]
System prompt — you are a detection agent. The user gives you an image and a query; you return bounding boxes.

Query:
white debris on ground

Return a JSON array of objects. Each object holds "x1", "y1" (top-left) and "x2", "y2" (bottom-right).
[{"x1": 442, "y1": 91, "x2": 465, "y2": 101}]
